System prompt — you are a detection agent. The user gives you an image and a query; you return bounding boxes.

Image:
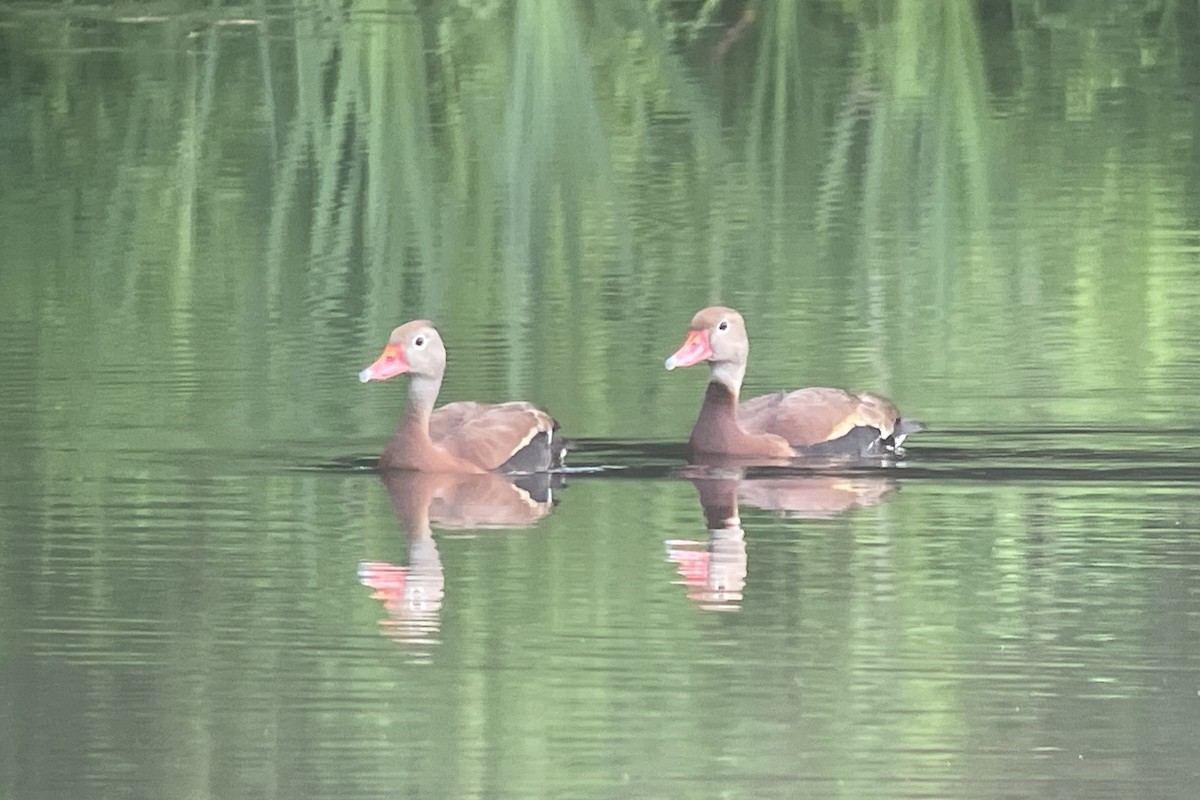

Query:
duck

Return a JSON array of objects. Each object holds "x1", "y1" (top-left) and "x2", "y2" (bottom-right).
[
  {"x1": 359, "y1": 321, "x2": 564, "y2": 473},
  {"x1": 664, "y1": 306, "x2": 920, "y2": 461}
]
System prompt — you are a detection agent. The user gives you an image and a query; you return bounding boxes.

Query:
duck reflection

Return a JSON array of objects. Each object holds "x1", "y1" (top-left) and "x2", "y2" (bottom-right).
[
  {"x1": 666, "y1": 468, "x2": 895, "y2": 610},
  {"x1": 359, "y1": 470, "x2": 555, "y2": 648},
  {"x1": 666, "y1": 474, "x2": 748, "y2": 610}
]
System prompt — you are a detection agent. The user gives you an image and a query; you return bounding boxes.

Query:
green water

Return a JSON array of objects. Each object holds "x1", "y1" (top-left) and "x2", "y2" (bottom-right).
[{"x1": 3, "y1": 2, "x2": 1200, "y2": 798}]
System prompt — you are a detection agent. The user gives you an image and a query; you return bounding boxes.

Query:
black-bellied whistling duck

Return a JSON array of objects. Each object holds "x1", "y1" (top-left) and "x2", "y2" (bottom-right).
[
  {"x1": 664, "y1": 306, "x2": 921, "y2": 461},
  {"x1": 359, "y1": 321, "x2": 564, "y2": 473}
]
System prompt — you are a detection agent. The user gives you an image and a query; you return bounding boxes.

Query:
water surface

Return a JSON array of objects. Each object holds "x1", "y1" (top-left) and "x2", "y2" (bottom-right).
[{"x1": 3, "y1": 3, "x2": 1200, "y2": 798}]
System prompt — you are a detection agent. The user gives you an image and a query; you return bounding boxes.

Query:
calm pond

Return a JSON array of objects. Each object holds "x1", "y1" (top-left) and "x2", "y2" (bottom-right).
[{"x1": 3, "y1": 3, "x2": 1200, "y2": 799}]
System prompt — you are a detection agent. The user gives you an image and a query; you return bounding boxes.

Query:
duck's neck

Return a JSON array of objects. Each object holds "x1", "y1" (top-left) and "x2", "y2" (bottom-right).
[
  {"x1": 689, "y1": 374, "x2": 791, "y2": 461},
  {"x1": 381, "y1": 373, "x2": 443, "y2": 470},
  {"x1": 690, "y1": 381, "x2": 744, "y2": 453},
  {"x1": 399, "y1": 373, "x2": 442, "y2": 439},
  {"x1": 709, "y1": 360, "x2": 745, "y2": 397},
  {"x1": 695, "y1": 361, "x2": 744, "y2": 436}
]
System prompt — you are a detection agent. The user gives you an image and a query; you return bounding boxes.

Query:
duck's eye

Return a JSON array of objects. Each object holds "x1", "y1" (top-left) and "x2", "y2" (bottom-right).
[
  {"x1": 414, "y1": 336, "x2": 425, "y2": 348},
  {"x1": 717, "y1": 321, "x2": 729, "y2": 332}
]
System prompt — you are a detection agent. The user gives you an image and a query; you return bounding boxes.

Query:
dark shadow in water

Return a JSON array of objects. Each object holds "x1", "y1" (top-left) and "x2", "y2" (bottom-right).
[
  {"x1": 875, "y1": 427, "x2": 1200, "y2": 483},
  {"x1": 560, "y1": 427, "x2": 1200, "y2": 483},
  {"x1": 307, "y1": 426, "x2": 1200, "y2": 488},
  {"x1": 358, "y1": 470, "x2": 557, "y2": 656},
  {"x1": 665, "y1": 466, "x2": 897, "y2": 611},
  {"x1": 558, "y1": 439, "x2": 903, "y2": 479}
]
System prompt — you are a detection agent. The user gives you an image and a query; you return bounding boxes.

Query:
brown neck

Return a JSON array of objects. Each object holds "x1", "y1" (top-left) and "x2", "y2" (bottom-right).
[
  {"x1": 380, "y1": 374, "x2": 482, "y2": 472},
  {"x1": 383, "y1": 375, "x2": 435, "y2": 465},
  {"x1": 689, "y1": 382, "x2": 792, "y2": 460}
]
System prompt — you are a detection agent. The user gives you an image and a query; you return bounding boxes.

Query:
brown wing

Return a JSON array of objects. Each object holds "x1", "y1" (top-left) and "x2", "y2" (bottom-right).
[
  {"x1": 427, "y1": 401, "x2": 480, "y2": 436},
  {"x1": 429, "y1": 401, "x2": 557, "y2": 471},
  {"x1": 738, "y1": 387, "x2": 899, "y2": 448}
]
